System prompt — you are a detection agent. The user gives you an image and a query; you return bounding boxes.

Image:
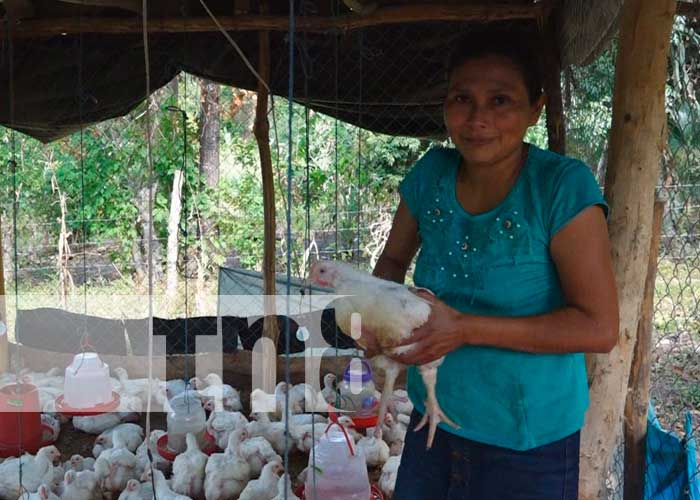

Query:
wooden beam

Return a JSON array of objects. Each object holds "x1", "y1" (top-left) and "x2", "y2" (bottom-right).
[
  {"x1": 623, "y1": 199, "x2": 665, "y2": 500},
  {"x1": 57, "y1": 0, "x2": 142, "y2": 13},
  {"x1": 677, "y1": 1, "x2": 700, "y2": 17},
  {"x1": 579, "y1": 0, "x2": 676, "y2": 499},
  {"x1": 0, "y1": 4, "x2": 547, "y2": 39},
  {"x1": 0, "y1": 214, "x2": 7, "y2": 373}
]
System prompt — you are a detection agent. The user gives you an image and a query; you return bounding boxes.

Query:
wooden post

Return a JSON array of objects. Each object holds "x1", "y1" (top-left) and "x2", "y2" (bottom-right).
[
  {"x1": 623, "y1": 199, "x2": 665, "y2": 500},
  {"x1": 579, "y1": 1, "x2": 676, "y2": 499},
  {"x1": 252, "y1": 1, "x2": 279, "y2": 350},
  {"x1": 541, "y1": 12, "x2": 566, "y2": 154},
  {"x1": 0, "y1": 214, "x2": 7, "y2": 372}
]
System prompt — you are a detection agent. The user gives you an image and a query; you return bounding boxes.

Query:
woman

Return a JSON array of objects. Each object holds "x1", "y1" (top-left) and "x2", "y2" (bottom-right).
[{"x1": 363, "y1": 28, "x2": 619, "y2": 499}]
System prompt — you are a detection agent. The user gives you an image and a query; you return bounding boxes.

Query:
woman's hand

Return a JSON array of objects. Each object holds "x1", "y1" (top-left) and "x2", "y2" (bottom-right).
[{"x1": 387, "y1": 290, "x2": 468, "y2": 365}]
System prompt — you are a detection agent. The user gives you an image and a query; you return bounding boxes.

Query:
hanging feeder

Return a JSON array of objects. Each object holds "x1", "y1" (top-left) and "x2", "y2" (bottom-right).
[
  {"x1": 328, "y1": 359, "x2": 379, "y2": 430},
  {"x1": 0, "y1": 382, "x2": 57, "y2": 457},
  {"x1": 55, "y1": 352, "x2": 120, "y2": 416}
]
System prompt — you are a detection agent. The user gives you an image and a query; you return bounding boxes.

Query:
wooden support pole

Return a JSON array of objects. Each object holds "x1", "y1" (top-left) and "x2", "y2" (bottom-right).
[
  {"x1": 252, "y1": 2, "x2": 279, "y2": 352},
  {"x1": 541, "y1": 10, "x2": 566, "y2": 154},
  {"x1": 623, "y1": 199, "x2": 665, "y2": 500},
  {"x1": 579, "y1": 1, "x2": 676, "y2": 499},
  {"x1": 0, "y1": 4, "x2": 548, "y2": 39},
  {"x1": 0, "y1": 214, "x2": 7, "y2": 373}
]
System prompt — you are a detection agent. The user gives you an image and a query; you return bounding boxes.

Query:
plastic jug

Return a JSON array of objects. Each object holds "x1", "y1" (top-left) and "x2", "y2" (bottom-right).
[
  {"x1": 337, "y1": 358, "x2": 377, "y2": 418},
  {"x1": 167, "y1": 393, "x2": 207, "y2": 454},
  {"x1": 305, "y1": 423, "x2": 370, "y2": 500},
  {"x1": 63, "y1": 352, "x2": 113, "y2": 408}
]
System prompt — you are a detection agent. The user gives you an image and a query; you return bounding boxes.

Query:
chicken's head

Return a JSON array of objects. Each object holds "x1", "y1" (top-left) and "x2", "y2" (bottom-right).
[
  {"x1": 39, "y1": 445, "x2": 62, "y2": 465},
  {"x1": 64, "y1": 470, "x2": 76, "y2": 486},
  {"x1": 125, "y1": 479, "x2": 140, "y2": 493},
  {"x1": 70, "y1": 454, "x2": 84, "y2": 468},
  {"x1": 308, "y1": 261, "x2": 341, "y2": 288}
]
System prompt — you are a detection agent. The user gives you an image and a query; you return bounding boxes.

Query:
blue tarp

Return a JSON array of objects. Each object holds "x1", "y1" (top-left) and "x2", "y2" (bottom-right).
[{"x1": 645, "y1": 403, "x2": 700, "y2": 500}]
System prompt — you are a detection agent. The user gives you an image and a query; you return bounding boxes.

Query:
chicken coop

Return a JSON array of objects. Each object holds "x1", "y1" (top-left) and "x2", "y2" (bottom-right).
[{"x1": 0, "y1": 0, "x2": 698, "y2": 499}]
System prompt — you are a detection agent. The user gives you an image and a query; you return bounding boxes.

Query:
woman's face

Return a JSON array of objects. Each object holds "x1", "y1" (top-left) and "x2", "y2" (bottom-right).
[{"x1": 444, "y1": 54, "x2": 545, "y2": 167}]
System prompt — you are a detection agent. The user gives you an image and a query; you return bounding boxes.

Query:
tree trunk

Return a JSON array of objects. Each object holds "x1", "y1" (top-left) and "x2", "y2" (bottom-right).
[
  {"x1": 165, "y1": 168, "x2": 184, "y2": 296},
  {"x1": 136, "y1": 184, "x2": 163, "y2": 282},
  {"x1": 542, "y1": 12, "x2": 566, "y2": 154},
  {"x1": 623, "y1": 199, "x2": 665, "y2": 500},
  {"x1": 579, "y1": 1, "x2": 676, "y2": 499},
  {"x1": 199, "y1": 79, "x2": 220, "y2": 190}
]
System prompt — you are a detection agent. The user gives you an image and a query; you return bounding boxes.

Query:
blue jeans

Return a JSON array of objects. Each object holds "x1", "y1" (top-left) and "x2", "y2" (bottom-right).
[{"x1": 393, "y1": 410, "x2": 580, "y2": 500}]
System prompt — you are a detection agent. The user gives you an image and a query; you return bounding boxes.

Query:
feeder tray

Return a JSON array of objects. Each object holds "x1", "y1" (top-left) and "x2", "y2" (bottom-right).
[
  {"x1": 156, "y1": 431, "x2": 217, "y2": 462},
  {"x1": 294, "y1": 484, "x2": 384, "y2": 500},
  {"x1": 55, "y1": 391, "x2": 121, "y2": 417},
  {"x1": 327, "y1": 404, "x2": 379, "y2": 430}
]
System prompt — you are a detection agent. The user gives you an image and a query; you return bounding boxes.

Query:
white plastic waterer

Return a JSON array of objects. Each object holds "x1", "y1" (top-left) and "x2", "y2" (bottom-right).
[
  {"x1": 305, "y1": 423, "x2": 371, "y2": 500},
  {"x1": 63, "y1": 352, "x2": 113, "y2": 409}
]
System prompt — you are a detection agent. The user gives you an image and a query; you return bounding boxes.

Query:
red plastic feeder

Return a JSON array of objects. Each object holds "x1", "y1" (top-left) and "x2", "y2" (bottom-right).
[
  {"x1": 0, "y1": 383, "x2": 55, "y2": 457},
  {"x1": 55, "y1": 391, "x2": 121, "y2": 417},
  {"x1": 294, "y1": 484, "x2": 384, "y2": 500},
  {"x1": 156, "y1": 431, "x2": 217, "y2": 461},
  {"x1": 327, "y1": 404, "x2": 379, "y2": 430}
]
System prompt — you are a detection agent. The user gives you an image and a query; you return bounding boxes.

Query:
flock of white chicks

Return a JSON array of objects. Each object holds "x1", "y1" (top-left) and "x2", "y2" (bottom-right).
[{"x1": 0, "y1": 369, "x2": 413, "y2": 500}]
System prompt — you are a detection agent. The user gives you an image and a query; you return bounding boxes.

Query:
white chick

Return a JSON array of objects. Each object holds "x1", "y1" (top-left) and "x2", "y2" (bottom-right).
[
  {"x1": 165, "y1": 379, "x2": 188, "y2": 401},
  {"x1": 113, "y1": 367, "x2": 152, "y2": 404},
  {"x1": 0, "y1": 445, "x2": 61, "y2": 499},
  {"x1": 41, "y1": 414, "x2": 61, "y2": 443},
  {"x1": 321, "y1": 373, "x2": 337, "y2": 406},
  {"x1": 238, "y1": 459, "x2": 284, "y2": 500},
  {"x1": 117, "y1": 479, "x2": 142, "y2": 500},
  {"x1": 204, "y1": 398, "x2": 248, "y2": 450},
  {"x1": 381, "y1": 413, "x2": 407, "y2": 447},
  {"x1": 64, "y1": 455, "x2": 95, "y2": 473},
  {"x1": 204, "y1": 429, "x2": 250, "y2": 500},
  {"x1": 389, "y1": 389, "x2": 414, "y2": 417},
  {"x1": 356, "y1": 428, "x2": 390, "y2": 467},
  {"x1": 245, "y1": 412, "x2": 292, "y2": 455},
  {"x1": 335, "y1": 415, "x2": 363, "y2": 442},
  {"x1": 239, "y1": 436, "x2": 280, "y2": 478},
  {"x1": 192, "y1": 374, "x2": 242, "y2": 412},
  {"x1": 18, "y1": 484, "x2": 59, "y2": 500},
  {"x1": 60, "y1": 470, "x2": 101, "y2": 500},
  {"x1": 135, "y1": 430, "x2": 171, "y2": 477},
  {"x1": 73, "y1": 412, "x2": 139, "y2": 435},
  {"x1": 271, "y1": 473, "x2": 300, "y2": 500},
  {"x1": 379, "y1": 455, "x2": 401, "y2": 498},
  {"x1": 140, "y1": 468, "x2": 191, "y2": 500},
  {"x1": 171, "y1": 433, "x2": 208, "y2": 500},
  {"x1": 309, "y1": 260, "x2": 458, "y2": 448},
  {"x1": 92, "y1": 423, "x2": 144, "y2": 458},
  {"x1": 94, "y1": 429, "x2": 137, "y2": 494}
]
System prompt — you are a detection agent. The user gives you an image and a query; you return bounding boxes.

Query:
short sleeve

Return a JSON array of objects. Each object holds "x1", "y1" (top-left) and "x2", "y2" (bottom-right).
[
  {"x1": 549, "y1": 161, "x2": 609, "y2": 240},
  {"x1": 399, "y1": 148, "x2": 447, "y2": 218}
]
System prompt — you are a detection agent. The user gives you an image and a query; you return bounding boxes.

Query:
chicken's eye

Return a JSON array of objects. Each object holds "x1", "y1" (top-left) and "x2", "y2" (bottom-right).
[{"x1": 320, "y1": 268, "x2": 326, "y2": 274}]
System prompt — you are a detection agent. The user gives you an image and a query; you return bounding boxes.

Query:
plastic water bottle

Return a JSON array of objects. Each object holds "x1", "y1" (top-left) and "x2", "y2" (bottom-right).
[
  {"x1": 305, "y1": 424, "x2": 370, "y2": 500},
  {"x1": 337, "y1": 358, "x2": 378, "y2": 418}
]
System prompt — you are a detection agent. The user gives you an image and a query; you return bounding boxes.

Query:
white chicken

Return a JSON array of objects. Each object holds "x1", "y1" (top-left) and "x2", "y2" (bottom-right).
[
  {"x1": 191, "y1": 374, "x2": 242, "y2": 412},
  {"x1": 321, "y1": 373, "x2": 337, "y2": 406},
  {"x1": 40, "y1": 414, "x2": 61, "y2": 444},
  {"x1": 238, "y1": 436, "x2": 280, "y2": 478},
  {"x1": 0, "y1": 445, "x2": 61, "y2": 499},
  {"x1": 92, "y1": 423, "x2": 144, "y2": 458},
  {"x1": 203, "y1": 429, "x2": 250, "y2": 500},
  {"x1": 245, "y1": 412, "x2": 291, "y2": 455},
  {"x1": 204, "y1": 398, "x2": 248, "y2": 450},
  {"x1": 117, "y1": 479, "x2": 142, "y2": 500},
  {"x1": 271, "y1": 474, "x2": 300, "y2": 500},
  {"x1": 171, "y1": 433, "x2": 208, "y2": 500},
  {"x1": 135, "y1": 430, "x2": 171, "y2": 477},
  {"x1": 60, "y1": 470, "x2": 101, "y2": 500},
  {"x1": 113, "y1": 367, "x2": 154, "y2": 404},
  {"x1": 379, "y1": 455, "x2": 401, "y2": 499},
  {"x1": 72, "y1": 412, "x2": 139, "y2": 435},
  {"x1": 140, "y1": 469, "x2": 191, "y2": 500},
  {"x1": 309, "y1": 260, "x2": 458, "y2": 448},
  {"x1": 389, "y1": 388, "x2": 414, "y2": 417},
  {"x1": 382, "y1": 413, "x2": 408, "y2": 447},
  {"x1": 64, "y1": 455, "x2": 95, "y2": 473},
  {"x1": 94, "y1": 429, "x2": 137, "y2": 494},
  {"x1": 335, "y1": 415, "x2": 363, "y2": 443},
  {"x1": 356, "y1": 428, "x2": 390, "y2": 467},
  {"x1": 18, "y1": 484, "x2": 59, "y2": 500},
  {"x1": 238, "y1": 459, "x2": 284, "y2": 500}
]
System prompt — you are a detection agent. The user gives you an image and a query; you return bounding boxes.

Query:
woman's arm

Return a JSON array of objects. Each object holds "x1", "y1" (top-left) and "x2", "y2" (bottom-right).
[
  {"x1": 373, "y1": 199, "x2": 421, "y2": 283},
  {"x1": 391, "y1": 205, "x2": 620, "y2": 365}
]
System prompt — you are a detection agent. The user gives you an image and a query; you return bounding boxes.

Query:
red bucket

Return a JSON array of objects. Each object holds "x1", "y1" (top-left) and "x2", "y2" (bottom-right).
[
  {"x1": 0, "y1": 383, "x2": 44, "y2": 457},
  {"x1": 294, "y1": 484, "x2": 384, "y2": 500}
]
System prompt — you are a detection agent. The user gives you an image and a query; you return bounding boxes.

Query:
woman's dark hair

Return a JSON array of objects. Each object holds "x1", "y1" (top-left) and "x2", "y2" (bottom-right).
[{"x1": 446, "y1": 26, "x2": 544, "y2": 103}]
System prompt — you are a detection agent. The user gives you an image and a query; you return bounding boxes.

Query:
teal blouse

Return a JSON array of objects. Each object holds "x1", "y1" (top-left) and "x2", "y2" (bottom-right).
[{"x1": 399, "y1": 143, "x2": 608, "y2": 451}]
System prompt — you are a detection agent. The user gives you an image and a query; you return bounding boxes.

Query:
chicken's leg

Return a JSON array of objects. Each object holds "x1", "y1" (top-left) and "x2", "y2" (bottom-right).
[
  {"x1": 416, "y1": 359, "x2": 458, "y2": 448},
  {"x1": 372, "y1": 356, "x2": 401, "y2": 440}
]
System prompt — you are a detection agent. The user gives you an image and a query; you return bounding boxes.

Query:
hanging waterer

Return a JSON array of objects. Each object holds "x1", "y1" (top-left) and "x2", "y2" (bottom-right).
[{"x1": 56, "y1": 352, "x2": 120, "y2": 416}]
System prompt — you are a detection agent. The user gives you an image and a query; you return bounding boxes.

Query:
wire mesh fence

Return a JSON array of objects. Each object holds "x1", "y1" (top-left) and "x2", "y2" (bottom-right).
[{"x1": 0, "y1": 7, "x2": 699, "y2": 500}]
